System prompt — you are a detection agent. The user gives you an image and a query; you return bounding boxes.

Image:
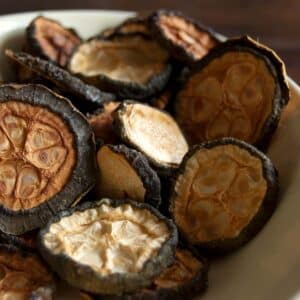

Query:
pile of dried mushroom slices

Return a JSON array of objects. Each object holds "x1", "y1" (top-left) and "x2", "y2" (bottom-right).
[{"x1": 0, "y1": 8, "x2": 289, "y2": 299}]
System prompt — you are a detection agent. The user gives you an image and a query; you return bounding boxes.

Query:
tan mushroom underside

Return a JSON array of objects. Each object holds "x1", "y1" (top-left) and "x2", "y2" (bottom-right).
[
  {"x1": 173, "y1": 144, "x2": 267, "y2": 242},
  {"x1": 176, "y1": 51, "x2": 276, "y2": 144},
  {"x1": 0, "y1": 101, "x2": 75, "y2": 211}
]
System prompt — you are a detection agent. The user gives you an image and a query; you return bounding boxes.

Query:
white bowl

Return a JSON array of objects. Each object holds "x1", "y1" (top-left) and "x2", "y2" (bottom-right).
[{"x1": 0, "y1": 10, "x2": 299, "y2": 300}]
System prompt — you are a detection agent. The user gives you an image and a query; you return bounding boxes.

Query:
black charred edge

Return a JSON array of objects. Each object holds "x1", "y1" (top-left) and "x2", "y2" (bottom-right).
[
  {"x1": 6, "y1": 50, "x2": 115, "y2": 108},
  {"x1": 94, "y1": 245, "x2": 208, "y2": 300},
  {"x1": 38, "y1": 198, "x2": 178, "y2": 295},
  {"x1": 0, "y1": 231, "x2": 36, "y2": 251},
  {"x1": 0, "y1": 243, "x2": 56, "y2": 298},
  {"x1": 0, "y1": 84, "x2": 96, "y2": 234},
  {"x1": 175, "y1": 36, "x2": 290, "y2": 150},
  {"x1": 114, "y1": 101, "x2": 185, "y2": 177},
  {"x1": 170, "y1": 137, "x2": 279, "y2": 255},
  {"x1": 102, "y1": 144, "x2": 161, "y2": 208},
  {"x1": 26, "y1": 15, "x2": 82, "y2": 66},
  {"x1": 148, "y1": 9, "x2": 222, "y2": 64},
  {"x1": 69, "y1": 33, "x2": 172, "y2": 100}
]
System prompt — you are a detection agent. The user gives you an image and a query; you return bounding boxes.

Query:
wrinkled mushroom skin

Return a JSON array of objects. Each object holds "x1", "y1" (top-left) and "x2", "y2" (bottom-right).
[
  {"x1": 0, "y1": 84, "x2": 96, "y2": 235},
  {"x1": 175, "y1": 36, "x2": 289, "y2": 149},
  {"x1": 27, "y1": 16, "x2": 81, "y2": 67},
  {"x1": 38, "y1": 199, "x2": 178, "y2": 295},
  {"x1": 0, "y1": 244, "x2": 54, "y2": 300},
  {"x1": 6, "y1": 50, "x2": 115, "y2": 111},
  {"x1": 170, "y1": 138, "x2": 279, "y2": 253},
  {"x1": 149, "y1": 10, "x2": 220, "y2": 64}
]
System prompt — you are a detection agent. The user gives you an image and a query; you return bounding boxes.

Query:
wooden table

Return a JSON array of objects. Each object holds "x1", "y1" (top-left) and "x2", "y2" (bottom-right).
[{"x1": 0, "y1": 0, "x2": 299, "y2": 82}]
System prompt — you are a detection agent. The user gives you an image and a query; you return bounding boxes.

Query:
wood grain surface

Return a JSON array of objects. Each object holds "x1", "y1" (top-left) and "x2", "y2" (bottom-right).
[{"x1": 0, "y1": 0, "x2": 299, "y2": 82}]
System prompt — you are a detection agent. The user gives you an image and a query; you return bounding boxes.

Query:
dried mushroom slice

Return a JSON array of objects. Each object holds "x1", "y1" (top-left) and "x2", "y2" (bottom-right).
[
  {"x1": 68, "y1": 34, "x2": 172, "y2": 100},
  {"x1": 97, "y1": 247, "x2": 208, "y2": 300},
  {"x1": 97, "y1": 144, "x2": 161, "y2": 207},
  {"x1": 26, "y1": 16, "x2": 81, "y2": 67},
  {"x1": 170, "y1": 138, "x2": 278, "y2": 253},
  {"x1": 115, "y1": 101, "x2": 188, "y2": 174},
  {"x1": 87, "y1": 101, "x2": 120, "y2": 145},
  {"x1": 38, "y1": 198, "x2": 178, "y2": 295},
  {"x1": 0, "y1": 84, "x2": 96, "y2": 234},
  {"x1": 150, "y1": 88, "x2": 172, "y2": 110},
  {"x1": 149, "y1": 10, "x2": 220, "y2": 64},
  {"x1": 116, "y1": 17, "x2": 151, "y2": 36},
  {"x1": 0, "y1": 244, "x2": 55, "y2": 300},
  {"x1": 0, "y1": 230, "x2": 37, "y2": 251},
  {"x1": 6, "y1": 50, "x2": 115, "y2": 111},
  {"x1": 175, "y1": 36, "x2": 290, "y2": 148}
]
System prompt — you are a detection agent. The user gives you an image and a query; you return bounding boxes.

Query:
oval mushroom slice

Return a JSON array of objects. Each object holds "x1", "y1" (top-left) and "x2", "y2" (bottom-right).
[
  {"x1": 0, "y1": 84, "x2": 96, "y2": 234},
  {"x1": 175, "y1": 36, "x2": 289, "y2": 149},
  {"x1": 97, "y1": 144, "x2": 161, "y2": 207},
  {"x1": 115, "y1": 101, "x2": 188, "y2": 174},
  {"x1": 0, "y1": 244, "x2": 55, "y2": 300},
  {"x1": 97, "y1": 247, "x2": 208, "y2": 300},
  {"x1": 170, "y1": 138, "x2": 278, "y2": 253},
  {"x1": 149, "y1": 10, "x2": 220, "y2": 64},
  {"x1": 26, "y1": 16, "x2": 81, "y2": 67},
  {"x1": 68, "y1": 34, "x2": 172, "y2": 100},
  {"x1": 38, "y1": 198, "x2": 178, "y2": 295}
]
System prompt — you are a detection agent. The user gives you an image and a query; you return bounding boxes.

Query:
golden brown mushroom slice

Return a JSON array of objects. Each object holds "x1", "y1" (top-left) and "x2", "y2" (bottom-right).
[
  {"x1": 175, "y1": 36, "x2": 289, "y2": 148},
  {"x1": 26, "y1": 16, "x2": 81, "y2": 67},
  {"x1": 149, "y1": 10, "x2": 220, "y2": 64},
  {"x1": 38, "y1": 198, "x2": 178, "y2": 295},
  {"x1": 68, "y1": 34, "x2": 172, "y2": 100},
  {"x1": 87, "y1": 101, "x2": 120, "y2": 145},
  {"x1": 97, "y1": 247, "x2": 208, "y2": 300},
  {"x1": 0, "y1": 84, "x2": 95, "y2": 235},
  {"x1": 170, "y1": 138, "x2": 278, "y2": 253},
  {"x1": 0, "y1": 244, "x2": 55, "y2": 300},
  {"x1": 115, "y1": 101, "x2": 188, "y2": 175},
  {"x1": 97, "y1": 144, "x2": 161, "y2": 207}
]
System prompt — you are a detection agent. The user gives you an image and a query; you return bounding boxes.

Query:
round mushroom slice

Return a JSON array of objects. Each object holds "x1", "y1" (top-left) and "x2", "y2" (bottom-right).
[
  {"x1": 175, "y1": 36, "x2": 290, "y2": 148},
  {"x1": 38, "y1": 198, "x2": 178, "y2": 295},
  {"x1": 115, "y1": 101, "x2": 189, "y2": 175},
  {"x1": 149, "y1": 10, "x2": 220, "y2": 64},
  {"x1": 0, "y1": 244, "x2": 55, "y2": 299},
  {"x1": 68, "y1": 34, "x2": 172, "y2": 100},
  {"x1": 170, "y1": 138, "x2": 278, "y2": 253},
  {"x1": 97, "y1": 247, "x2": 208, "y2": 300},
  {"x1": 97, "y1": 144, "x2": 161, "y2": 207},
  {"x1": 6, "y1": 50, "x2": 115, "y2": 111},
  {"x1": 0, "y1": 84, "x2": 95, "y2": 234},
  {"x1": 26, "y1": 16, "x2": 81, "y2": 67}
]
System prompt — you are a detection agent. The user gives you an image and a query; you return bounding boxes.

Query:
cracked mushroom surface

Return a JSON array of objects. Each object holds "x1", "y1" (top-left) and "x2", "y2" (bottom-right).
[
  {"x1": 39, "y1": 199, "x2": 178, "y2": 294},
  {"x1": 170, "y1": 139, "x2": 278, "y2": 251},
  {"x1": 175, "y1": 37, "x2": 289, "y2": 147},
  {"x1": 0, "y1": 101, "x2": 75, "y2": 211},
  {"x1": 0, "y1": 244, "x2": 54, "y2": 300}
]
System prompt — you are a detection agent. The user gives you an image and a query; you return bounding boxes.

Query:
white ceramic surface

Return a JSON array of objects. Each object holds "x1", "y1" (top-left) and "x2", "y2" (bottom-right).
[{"x1": 0, "y1": 10, "x2": 299, "y2": 300}]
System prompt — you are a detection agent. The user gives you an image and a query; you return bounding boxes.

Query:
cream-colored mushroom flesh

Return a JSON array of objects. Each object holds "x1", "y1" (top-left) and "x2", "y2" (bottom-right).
[
  {"x1": 173, "y1": 144, "x2": 267, "y2": 242},
  {"x1": 97, "y1": 146, "x2": 146, "y2": 201},
  {"x1": 0, "y1": 248, "x2": 53, "y2": 299},
  {"x1": 117, "y1": 103, "x2": 188, "y2": 168},
  {"x1": 43, "y1": 201, "x2": 170, "y2": 275},
  {"x1": 69, "y1": 36, "x2": 169, "y2": 85},
  {"x1": 157, "y1": 14, "x2": 217, "y2": 60},
  {"x1": 154, "y1": 249, "x2": 202, "y2": 288},
  {"x1": 0, "y1": 101, "x2": 76, "y2": 211},
  {"x1": 176, "y1": 51, "x2": 276, "y2": 144}
]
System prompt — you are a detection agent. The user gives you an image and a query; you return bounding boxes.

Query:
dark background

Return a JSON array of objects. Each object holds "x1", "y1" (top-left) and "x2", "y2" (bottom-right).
[{"x1": 1, "y1": 0, "x2": 299, "y2": 82}]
